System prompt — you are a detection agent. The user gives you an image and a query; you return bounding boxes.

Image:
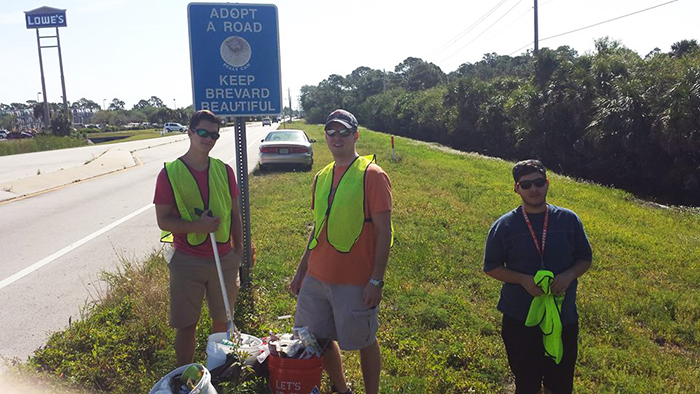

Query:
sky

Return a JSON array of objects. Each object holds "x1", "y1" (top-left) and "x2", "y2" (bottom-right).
[{"x1": 1, "y1": 0, "x2": 697, "y2": 111}]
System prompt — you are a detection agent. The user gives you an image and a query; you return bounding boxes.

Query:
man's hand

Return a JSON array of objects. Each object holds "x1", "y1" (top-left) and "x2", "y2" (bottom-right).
[
  {"x1": 363, "y1": 282, "x2": 382, "y2": 307},
  {"x1": 551, "y1": 271, "x2": 574, "y2": 295},
  {"x1": 196, "y1": 210, "x2": 220, "y2": 234},
  {"x1": 289, "y1": 270, "x2": 305, "y2": 296},
  {"x1": 520, "y1": 275, "x2": 544, "y2": 297}
]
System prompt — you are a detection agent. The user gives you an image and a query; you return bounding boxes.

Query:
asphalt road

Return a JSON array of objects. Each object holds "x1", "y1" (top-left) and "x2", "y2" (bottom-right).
[{"x1": 0, "y1": 122, "x2": 276, "y2": 364}]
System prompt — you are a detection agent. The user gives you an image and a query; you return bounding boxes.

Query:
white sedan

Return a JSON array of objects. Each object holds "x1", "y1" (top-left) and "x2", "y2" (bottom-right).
[{"x1": 258, "y1": 129, "x2": 315, "y2": 171}]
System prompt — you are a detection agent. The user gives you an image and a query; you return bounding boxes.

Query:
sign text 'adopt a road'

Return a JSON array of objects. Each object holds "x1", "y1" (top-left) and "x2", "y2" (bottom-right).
[{"x1": 188, "y1": 3, "x2": 281, "y2": 116}]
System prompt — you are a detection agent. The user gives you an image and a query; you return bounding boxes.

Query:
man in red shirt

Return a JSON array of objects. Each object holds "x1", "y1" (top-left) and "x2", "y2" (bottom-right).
[
  {"x1": 290, "y1": 109, "x2": 393, "y2": 394},
  {"x1": 154, "y1": 110, "x2": 243, "y2": 366}
]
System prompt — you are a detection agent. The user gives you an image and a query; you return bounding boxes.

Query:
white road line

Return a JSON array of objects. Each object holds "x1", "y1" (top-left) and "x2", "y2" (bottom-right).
[
  {"x1": 0, "y1": 128, "x2": 267, "y2": 291},
  {"x1": 0, "y1": 203, "x2": 154, "y2": 291},
  {"x1": 225, "y1": 128, "x2": 265, "y2": 165}
]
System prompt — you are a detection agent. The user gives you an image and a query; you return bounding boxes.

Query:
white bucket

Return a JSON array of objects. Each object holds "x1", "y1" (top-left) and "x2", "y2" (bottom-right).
[
  {"x1": 149, "y1": 363, "x2": 217, "y2": 394},
  {"x1": 206, "y1": 332, "x2": 264, "y2": 371}
]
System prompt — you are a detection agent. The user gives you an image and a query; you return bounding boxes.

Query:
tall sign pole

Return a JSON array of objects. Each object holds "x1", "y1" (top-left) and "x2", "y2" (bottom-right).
[
  {"x1": 56, "y1": 27, "x2": 69, "y2": 118},
  {"x1": 35, "y1": 28, "x2": 50, "y2": 129},
  {"x1": 188, "y1": 3, "x2": 282, "y2": 287},
  {"x1": 25, "y1": 6, "x2": 69, "y2": 129}
]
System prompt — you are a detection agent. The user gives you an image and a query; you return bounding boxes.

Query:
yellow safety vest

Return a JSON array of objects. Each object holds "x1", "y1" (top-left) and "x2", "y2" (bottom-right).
[
  {"x1": 160, "y1": 158, "x2": 232, "y2": 246},
  {"x1": 309, "y1": 155, "x2": 393, "y2": 253}
]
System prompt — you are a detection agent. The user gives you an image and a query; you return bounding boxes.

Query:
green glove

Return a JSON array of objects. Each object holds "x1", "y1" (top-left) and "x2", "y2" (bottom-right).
[
  {"x1": 181, "y1": 363, "x2": 204, "y2": 389},
  {"x1": 525, "y1": 270, "x2": 565, "y2": 364}
]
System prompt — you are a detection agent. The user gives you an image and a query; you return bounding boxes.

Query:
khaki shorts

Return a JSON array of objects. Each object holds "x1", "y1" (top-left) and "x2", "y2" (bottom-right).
[
  {"x1": 294, "y1": 275, "x2": 379, "y2": 351},
  {"x1": 168, "y1": 249, "x2": 241, "y2": 328}
]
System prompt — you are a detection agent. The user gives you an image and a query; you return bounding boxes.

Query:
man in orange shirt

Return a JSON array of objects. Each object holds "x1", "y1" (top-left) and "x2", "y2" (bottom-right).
[{"x1": 290, "y1": 109, "x2": 393, "y2": 394}]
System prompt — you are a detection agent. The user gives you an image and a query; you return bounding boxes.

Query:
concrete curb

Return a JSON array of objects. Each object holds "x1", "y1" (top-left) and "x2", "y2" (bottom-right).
[{"x1": 0, "y1": 149, "x2": 137, "y2": 203}]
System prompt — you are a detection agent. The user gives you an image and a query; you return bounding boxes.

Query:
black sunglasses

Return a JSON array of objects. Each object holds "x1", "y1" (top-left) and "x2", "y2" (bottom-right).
[
  {"x1": 192, "y1": 128, "x2": 220, "y2": 140},
  {"x1": 519, "y1": 178, "x2": 547, "y2": 189},
  {"x1": 325, "y1": 128, "x2": 354, "y2": 137}
]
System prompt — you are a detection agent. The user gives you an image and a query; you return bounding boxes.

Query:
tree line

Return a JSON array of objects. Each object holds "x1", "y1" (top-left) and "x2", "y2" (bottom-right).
[
  {"x1": 300, "y1": 38, "x2": 700, "y2": 206},
  {"x1": 0, "y1": 96, "x2": 192, "y2": 135}
]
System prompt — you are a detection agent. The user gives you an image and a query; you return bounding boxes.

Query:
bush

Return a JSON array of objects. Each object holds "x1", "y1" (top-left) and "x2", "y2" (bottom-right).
[{"x1": 51, "y1": 112, "x2": 72, "y2": 136}]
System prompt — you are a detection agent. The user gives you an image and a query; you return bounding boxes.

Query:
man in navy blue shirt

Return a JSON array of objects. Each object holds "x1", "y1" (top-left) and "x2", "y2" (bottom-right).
[{"x1": 484, "y1": 159, "x2": 592, "y2": 394}]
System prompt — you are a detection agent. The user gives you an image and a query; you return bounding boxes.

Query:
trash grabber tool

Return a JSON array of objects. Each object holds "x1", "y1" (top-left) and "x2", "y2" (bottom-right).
[
  {"x1": 197, "y1": 208, "x2": 240, "y2": 343},
  {"x1": 210, "y1": 232, "x2": 240, "y2": 343}
]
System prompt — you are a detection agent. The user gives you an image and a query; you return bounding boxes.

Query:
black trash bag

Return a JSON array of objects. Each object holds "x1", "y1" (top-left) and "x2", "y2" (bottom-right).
[
  {"x1": 168, "y1": 373, "x2": 183, "y2": 394},
  {"x1": 210, "y1": 352, "x2": 267, "y2": 385},
  {"x1": 210, "y1": 353, "x2": 242, "y2": 385}
]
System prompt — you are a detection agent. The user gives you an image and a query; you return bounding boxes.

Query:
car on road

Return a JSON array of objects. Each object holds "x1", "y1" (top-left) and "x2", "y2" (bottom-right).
[
  {"x1": 163, "y1": 122, "x2": 187, "y2": 133},
  {"x1": 262, "y1": 118, "x2": 272, "y2": 126},
  {"x1": 7, "y1": 131, "x2": 34, "y2": 139},
  {"x1": 0, "y1": 130, "x2": 8, "y2": 139},
  {"x1": 258, "y1": 129, "x2": 315, "y2": 171}
]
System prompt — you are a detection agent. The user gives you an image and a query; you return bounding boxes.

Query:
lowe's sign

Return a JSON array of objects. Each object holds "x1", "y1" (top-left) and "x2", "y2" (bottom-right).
[{"x1": 25, "y1": 6, "x2": 67, "y2": 29}]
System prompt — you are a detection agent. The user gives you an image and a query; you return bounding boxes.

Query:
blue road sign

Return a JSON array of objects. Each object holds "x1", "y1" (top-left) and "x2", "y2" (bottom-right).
[
  {"x1": 188, "y1": 3, "x2": 282, "y2": 117},
  {"x1": 25, "y1": 6, "x2": 67, "y2": 29}
]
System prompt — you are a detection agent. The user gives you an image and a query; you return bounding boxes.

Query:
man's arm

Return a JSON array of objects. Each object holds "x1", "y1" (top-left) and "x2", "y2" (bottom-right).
[
  {"x1": 230, "y1": 196, "x2": 244, "y2": 258},
  {"x1": 551, "y1": 259, "x2": 591, "y2": 295},
  {"x1": 289, "y1": 230, "x2": 314, "y2": 295},
  {"x1": 363, "y1": 210, "x2": 392, "y2": 307},
  {"x1": 551, "y1": 213, "x2": 593, "y2": 295},
  {"x1": 485, "y1": 267, "x2": 543, "y2": 297},
  {"x1": 155, "y1": 204, "x2": 220, "y2": 234}
]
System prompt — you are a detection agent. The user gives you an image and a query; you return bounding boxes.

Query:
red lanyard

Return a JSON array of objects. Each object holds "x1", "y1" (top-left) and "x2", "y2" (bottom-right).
[{"x1": 522, "y1": 205, "x2": 549, "y2": 268}]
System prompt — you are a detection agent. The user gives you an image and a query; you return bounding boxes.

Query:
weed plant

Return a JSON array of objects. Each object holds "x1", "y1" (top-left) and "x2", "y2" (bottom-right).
[{"x1": 24, "y1": 121, "x2": 700, "y2": 393}]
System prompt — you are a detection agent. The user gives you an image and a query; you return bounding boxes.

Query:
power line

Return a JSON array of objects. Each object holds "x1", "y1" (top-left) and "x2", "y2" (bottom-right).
[
  {"x1": 428, "y1": 0, "x2": 510, "y2": 60},
  {"x1": 491, "y1": 4, "x2": 534, "y2": 39},
  {"x1": 508, "y1": 0, "x2": 679, "y2": 56},
  {"x1": 439, "y1": 0, "x2": 524, "y2": 64},
  {"x1": 485, "y1": 0, "x2": 558, "y2": 53}
]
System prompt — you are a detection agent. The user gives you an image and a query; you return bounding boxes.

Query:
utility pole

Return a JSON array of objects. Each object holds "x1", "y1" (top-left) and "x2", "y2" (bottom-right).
[
  {"x1": 287, "y1": 87, "x2": 292, "y2": 121},
  {"x1": 383, "y1": 69, "x2": 386, "y2": 93},
  {"x1": 534, "y1": 0, "x2": 539, "y2": 55}
]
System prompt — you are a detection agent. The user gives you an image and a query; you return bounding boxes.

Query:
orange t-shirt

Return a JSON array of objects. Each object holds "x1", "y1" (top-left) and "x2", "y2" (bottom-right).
[{"x1": 307, "y1": 162, "x2": 392, "y2": 285}]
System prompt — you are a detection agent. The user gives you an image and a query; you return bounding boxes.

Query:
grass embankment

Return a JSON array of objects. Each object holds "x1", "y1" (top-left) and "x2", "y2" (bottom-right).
[
  {"x1": 22, "y1": 122, "x2": 700, "y2": 393},
  {"x1": 89, "y1": 129, "x2": 167, "y2": 144},
  {"x1": 0, "y1": 129, "x2": 167, "y2": 156},
  {"x1": 0, "y1": 135, "x2": 87, "y2": 156}
]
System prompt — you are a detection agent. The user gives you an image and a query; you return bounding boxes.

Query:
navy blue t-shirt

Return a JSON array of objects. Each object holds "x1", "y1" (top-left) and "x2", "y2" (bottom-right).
[{"x1": 483, "y1": 205, "x2": 592, "y2": 325}]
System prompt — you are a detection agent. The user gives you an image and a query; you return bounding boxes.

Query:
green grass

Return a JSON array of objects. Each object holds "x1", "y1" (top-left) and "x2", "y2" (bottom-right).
[
  {"x1": 0, "y1": 135, "x2": 87, "y2": 156},
  {"x1": 0, "y1": 129, "x2": 167, "y2": 156},
  {"x1": 89, "y1": 129, "x2": 167, "y2": 144},
  {"x1": 21, "y1": 121, "x2": 700, "y2": 393}
]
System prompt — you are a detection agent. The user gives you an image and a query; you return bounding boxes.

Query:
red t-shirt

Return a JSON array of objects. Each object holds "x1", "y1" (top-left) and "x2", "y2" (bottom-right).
[
  {"x1": 153, "y1": 160, "x2": 240, "y2": 257},
  {"x1": 307, "y1": 163, "x2": 392, "y2": 285}
]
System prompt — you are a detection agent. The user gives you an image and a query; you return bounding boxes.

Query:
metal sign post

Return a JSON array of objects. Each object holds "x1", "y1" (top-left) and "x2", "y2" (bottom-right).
[
  {"x1": 234, "y1": 118, "x2": 251, "y2": 286},
  {"x1": 25, "y1": 6, "x2": 70, "y2": 129},
  {"x1": 188, "y1": 3, "x2": 282, "y2": 287}
]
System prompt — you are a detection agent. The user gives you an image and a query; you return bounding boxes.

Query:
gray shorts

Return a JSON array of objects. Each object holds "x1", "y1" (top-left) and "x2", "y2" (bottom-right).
[
  {"x1": 294, "y1": 275, "x2": 379, "y2": 351},
  {"x1": 168, "y1": 249, "x2": 240, "y2": 328}
]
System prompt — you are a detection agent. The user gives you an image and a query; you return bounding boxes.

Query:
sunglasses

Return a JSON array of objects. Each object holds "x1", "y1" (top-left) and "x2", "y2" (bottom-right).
[
  {"x1": 325, "y1": 128, "x2": 354, "y2": 137},
  {"x1": 192, "y1": 128, "x2": 220, "y2": 140},
  {"x1": 518, "y1": 178, "x2": 547, "y2": 189}
]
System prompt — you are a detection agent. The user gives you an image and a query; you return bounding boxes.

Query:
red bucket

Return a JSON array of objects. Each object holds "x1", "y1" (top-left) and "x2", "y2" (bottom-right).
[{"x1": 268, "y1": 354, "x2": 324, "y2": 394}]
